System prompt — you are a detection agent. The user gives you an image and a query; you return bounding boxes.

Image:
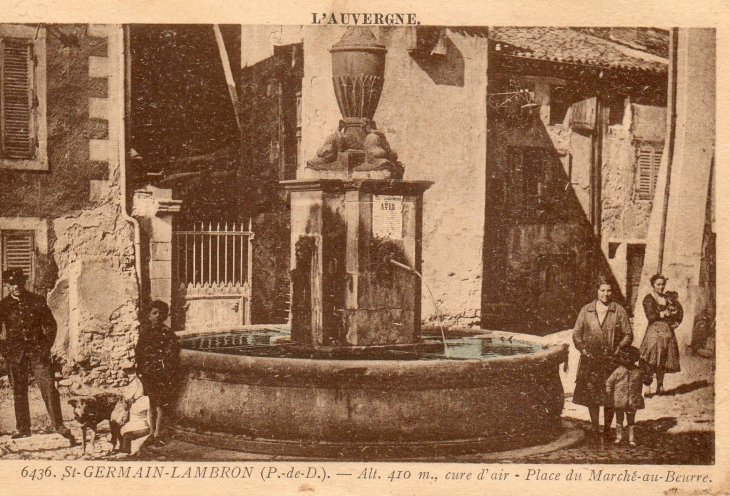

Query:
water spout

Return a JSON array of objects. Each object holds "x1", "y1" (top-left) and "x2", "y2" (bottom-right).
[{"x1": 388, "y1": 259, "x2": 450, "y2": 357}]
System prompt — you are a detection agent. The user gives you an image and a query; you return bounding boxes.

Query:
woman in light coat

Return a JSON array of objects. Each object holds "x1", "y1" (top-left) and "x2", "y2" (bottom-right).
[{"x1": 572, "y1": 275, "x2": 633, "y2": 439}]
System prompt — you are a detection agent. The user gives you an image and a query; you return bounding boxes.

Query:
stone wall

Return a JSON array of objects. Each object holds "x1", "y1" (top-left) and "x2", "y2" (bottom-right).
[
  {"x1": 301, "y1": 27, "x2": 488, "y2": 325},
  {"x1": 482, "y1": 69, "x2": 665, "y2": 333},
  {"x1": 0, "y1": 25, "x2": 141, "y2": 387},
  {"x1": 0, "y1": 25, "x2": 107, "y2": 217},
  {"x1": 601, "y1": 104, "x2": 665, "y2": 296},
  {"x1": 484, "y1": 81, "x2": 608, "y2": 334}
]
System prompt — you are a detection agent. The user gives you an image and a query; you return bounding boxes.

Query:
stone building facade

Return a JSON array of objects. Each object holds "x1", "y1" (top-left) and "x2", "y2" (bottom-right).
[
  {"x1": 244, "y1": 26, "x2": 670, "y2": 333},
  {"x1": 0, "y1": 24, "x2": 138, "y2": 386},
  {"x1": 633, "y1": 28, "x2": 716, "y2": 352},
  {"x1": 483, "y1": 28, "x2": 668, "y2": 333},
  {"x1": 0, "y1": 24, "x2": 711, "y2": 388}
]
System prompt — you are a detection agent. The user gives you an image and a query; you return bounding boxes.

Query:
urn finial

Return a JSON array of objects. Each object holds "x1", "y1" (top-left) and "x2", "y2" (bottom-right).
[{"x1": 307, "y1": 27, "x2": 403, "y2": 179}]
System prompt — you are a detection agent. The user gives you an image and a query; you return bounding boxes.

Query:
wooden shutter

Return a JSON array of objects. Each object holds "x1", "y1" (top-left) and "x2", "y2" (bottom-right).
[
  {"x1": 637, "y1": 144, "x2": 663, "y2": 200},
  {"x1": 1, "y1": 39, "x2": 34, "y2": 159},
  {"x1": 1, "y1": 230, "x2": 34, "y2": 292},
  {"x1": 651, "y1": 147, "x2": 662, "y2": 194}
]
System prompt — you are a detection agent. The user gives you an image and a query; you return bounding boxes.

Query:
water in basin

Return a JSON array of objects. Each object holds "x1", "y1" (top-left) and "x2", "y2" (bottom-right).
[{"x1": 179, "y1": 328, "x2": 543, "y2": 360}]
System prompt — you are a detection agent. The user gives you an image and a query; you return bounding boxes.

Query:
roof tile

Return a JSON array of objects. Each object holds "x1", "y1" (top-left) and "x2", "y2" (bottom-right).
[{"x1": 488, "y1": 27, "x2": 667, "y2": 73}]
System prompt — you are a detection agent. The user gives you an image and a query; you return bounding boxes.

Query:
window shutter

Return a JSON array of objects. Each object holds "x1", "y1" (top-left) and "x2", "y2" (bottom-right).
[
  {"x1": 637, "y1": 144, "x2": 663, "y2": 200},
  {"x1": 1, "y1": 39, "x2": 34, "y2": 159},
  {"x1": 2, "y1": 231, "x2": 34, "y2": 292},
  {"x1": 570, "y1": 96, "x2": 596, "y2": 131},
  {"x1": 651, "y1": 147, "x2": 663, "y2": 195},
  {"x1": 637, "y1": 148, "x2": 653, "y2": 199}
]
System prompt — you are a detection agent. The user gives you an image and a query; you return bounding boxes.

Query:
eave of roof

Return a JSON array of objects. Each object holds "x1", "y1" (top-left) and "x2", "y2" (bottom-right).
[{"x1": 453, "y1": 27, "x2": 668, "y2": 74}]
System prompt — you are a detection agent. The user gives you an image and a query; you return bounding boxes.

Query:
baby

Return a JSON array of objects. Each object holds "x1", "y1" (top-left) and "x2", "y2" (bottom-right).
[{"x1": 664, "y1": 290, "x2": 682, "y2": 321}]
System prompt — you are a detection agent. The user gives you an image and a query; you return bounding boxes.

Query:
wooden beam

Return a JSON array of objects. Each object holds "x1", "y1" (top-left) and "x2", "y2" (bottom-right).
[{"x1": 213, "y1": 24, "x2": 243, "y2": 138}]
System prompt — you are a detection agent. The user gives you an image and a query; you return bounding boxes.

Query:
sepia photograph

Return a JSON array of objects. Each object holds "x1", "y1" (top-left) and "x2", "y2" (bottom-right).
[{"x1": 0, "y1": 9, "x2": 721, "y2": 495}]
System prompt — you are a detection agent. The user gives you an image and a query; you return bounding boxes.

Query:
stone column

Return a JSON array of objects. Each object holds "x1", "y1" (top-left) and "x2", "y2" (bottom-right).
[{"x1": 132, "y1": 185, "x2": 182, "y2": 317}]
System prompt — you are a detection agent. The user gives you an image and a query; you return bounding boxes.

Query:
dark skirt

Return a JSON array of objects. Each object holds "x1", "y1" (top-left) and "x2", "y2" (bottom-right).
[
  {"x1": 573, "y1": 354, "x2": 618, "y2": 407},
  {"x1": 640, "y1": 321, "x2": 681, "y2": 373}
]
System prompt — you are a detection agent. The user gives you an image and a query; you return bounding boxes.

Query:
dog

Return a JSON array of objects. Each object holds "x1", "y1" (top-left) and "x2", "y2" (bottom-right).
[{"x1": 68, "y1": 393, "x2": 124, "y2": 454}]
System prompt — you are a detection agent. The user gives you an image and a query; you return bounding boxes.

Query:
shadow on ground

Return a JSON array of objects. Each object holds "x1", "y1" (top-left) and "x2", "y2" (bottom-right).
[
  {"x1": 519, "y1": 417, "x2": 713, "y2": 465},
  {"x1": 659, "y1": 380, "x2": 710, "y2": 396},
  {"x1": 0, "y1": 371, "x2": 715, "y2": 464},
  {"x1": 130, "y1": 416, "x2": 713, "y2": 465}
]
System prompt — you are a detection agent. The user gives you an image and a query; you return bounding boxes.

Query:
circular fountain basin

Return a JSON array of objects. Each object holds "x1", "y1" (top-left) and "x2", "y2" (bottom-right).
[{"x1": 172, "y1": 326, "x2": 568, "y2": 458}]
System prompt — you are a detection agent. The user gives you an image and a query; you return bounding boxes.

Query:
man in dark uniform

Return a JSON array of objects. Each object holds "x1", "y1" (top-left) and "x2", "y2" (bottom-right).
[{"x1": 0, "y1": 268, "x2": 74, "y2": 442}]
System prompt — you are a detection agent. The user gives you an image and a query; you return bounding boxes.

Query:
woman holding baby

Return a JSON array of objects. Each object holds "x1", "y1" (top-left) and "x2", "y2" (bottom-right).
[{"x1": 639, "y1": 274, "x2": 683, "y2": 395}]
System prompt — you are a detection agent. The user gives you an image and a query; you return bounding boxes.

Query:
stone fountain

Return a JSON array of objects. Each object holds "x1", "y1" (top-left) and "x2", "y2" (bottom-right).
[
  {"x1": 171, "y1": 27, "x2": 568, "y2": 458},
  {"x1": 285, "y1": 27, "x2": 431, "y2": 351}
]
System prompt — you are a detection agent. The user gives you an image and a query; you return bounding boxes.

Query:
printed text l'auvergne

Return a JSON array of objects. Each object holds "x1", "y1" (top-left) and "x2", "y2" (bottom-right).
[{"x1": 312, "y1": 13, "x2": 419, "y2": 25}]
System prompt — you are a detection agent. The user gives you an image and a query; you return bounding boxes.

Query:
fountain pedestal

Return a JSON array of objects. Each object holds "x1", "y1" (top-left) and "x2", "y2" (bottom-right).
[
  {"x1": 285, "y1": 28, "x2": 433, "y2": 348},
  {"x1": 282, "y1": 179, "x2": 432, "y2": 348}
]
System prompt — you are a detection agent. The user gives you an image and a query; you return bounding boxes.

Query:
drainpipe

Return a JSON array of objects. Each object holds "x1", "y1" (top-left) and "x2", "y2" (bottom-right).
[
  {"x1": 592, "y1": 90, "x2": 604, "y2": 239},
  {"x1": 119, "y1": 24, "x2": 143, "y2": 298},
  {"x1": 657, "y1": 27, "x2": 679, "y2": 274}
]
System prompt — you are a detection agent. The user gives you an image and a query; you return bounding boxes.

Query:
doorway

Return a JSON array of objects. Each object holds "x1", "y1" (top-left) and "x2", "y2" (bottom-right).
[{"x1": 626, "y1": 243, "x2": 646, "y2": 315}]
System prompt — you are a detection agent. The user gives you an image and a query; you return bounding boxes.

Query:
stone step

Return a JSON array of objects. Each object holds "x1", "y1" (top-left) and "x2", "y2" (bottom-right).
[{"x1": 4, "y1": 433, "x2": 73, "y2": 452}]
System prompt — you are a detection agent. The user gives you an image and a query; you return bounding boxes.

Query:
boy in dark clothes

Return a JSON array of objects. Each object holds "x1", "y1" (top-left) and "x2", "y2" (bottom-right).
[{"x1": 135, "y1": 300, "x2": 180, "y2": 445}]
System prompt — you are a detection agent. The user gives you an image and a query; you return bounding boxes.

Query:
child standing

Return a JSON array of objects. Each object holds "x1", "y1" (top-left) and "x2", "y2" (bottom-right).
[
  {"x1": 135, "y1": 300, "x2": 181, "y2": 445},
  {"x1": 606, "y1": 346, "x2": 653, "y2": 447}
]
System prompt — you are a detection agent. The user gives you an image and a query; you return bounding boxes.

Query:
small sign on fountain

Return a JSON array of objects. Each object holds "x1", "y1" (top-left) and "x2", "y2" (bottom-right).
[{"x1": 373, "y1": 195, "x2": 404, "y2": 239}]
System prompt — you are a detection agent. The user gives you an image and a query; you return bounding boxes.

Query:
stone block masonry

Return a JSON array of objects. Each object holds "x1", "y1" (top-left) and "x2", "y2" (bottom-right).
[{"x1": 45, "y1": 25, "x2": 139, "y2": 387}]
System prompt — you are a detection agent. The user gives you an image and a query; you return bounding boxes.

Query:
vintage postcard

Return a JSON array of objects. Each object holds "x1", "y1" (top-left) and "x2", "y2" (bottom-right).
[{"x1": 0, "y1": 0, "x2": 724, "y2": 494}]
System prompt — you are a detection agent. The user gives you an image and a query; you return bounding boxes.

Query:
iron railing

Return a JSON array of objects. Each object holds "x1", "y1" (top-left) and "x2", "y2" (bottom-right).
[{"x1": 175, "y1": 220, "x2": 253, "y2": 289}]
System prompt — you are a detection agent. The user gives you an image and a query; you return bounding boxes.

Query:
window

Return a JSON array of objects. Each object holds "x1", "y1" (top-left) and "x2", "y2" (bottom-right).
[
  {"x1": 506, "y1": 145, "x2": 572, "y2": 222},
  {"x1": 608, "y1": 95, "x2": 627, "y2": 126},
  {"x1": 508, "y1": 146, "x2": 553, "y2": 203},
  {"x1": 0, "y1": 25, "x2": 46, "y2": 171},
  {"x1": 535, "y1": 253, "x2": 577, "y2": 329},
  {"x1": 571, "y1": 96, "x2": 596, "y2": 132},
  {"x1": 549, "y1": 85, "x2": 571, "y2": 125},
  {"x1": 2, "y1": 40, "x2": 35, "y2": 159},
  {"x1": 637, "y1": 142, "x2": 663, "y2": 200},
  {"x1": 537, "y1": 254, "x2": 574, "y2": 295},
  {"x1": 1, "y1": 230, "x2": 34, "y2": 296}
]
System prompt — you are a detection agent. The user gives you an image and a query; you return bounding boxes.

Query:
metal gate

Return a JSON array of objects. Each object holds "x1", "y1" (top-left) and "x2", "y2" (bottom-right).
[{"x1": 173, "y1": 220, "x2": 253, "y2": 331}]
